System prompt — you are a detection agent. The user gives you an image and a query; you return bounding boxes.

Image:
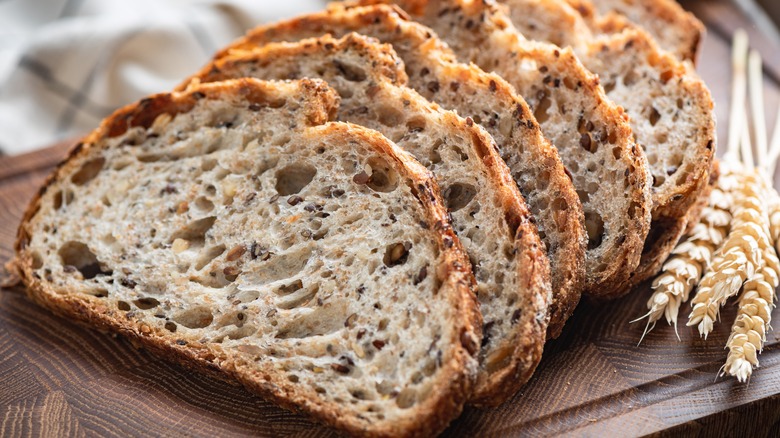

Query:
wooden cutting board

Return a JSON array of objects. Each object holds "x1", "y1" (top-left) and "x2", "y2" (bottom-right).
[{"x1": 2, "y1": 1, "x2": 780, "y2": 436}]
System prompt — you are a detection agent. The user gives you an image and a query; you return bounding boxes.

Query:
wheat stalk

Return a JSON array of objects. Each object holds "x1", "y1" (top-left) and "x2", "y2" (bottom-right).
[
  {"x1": 634, "y1": 182, "x2": 732, "y2": 342},
  {"x1": 722, "y1": 174, "x2": 780, "y2": 381},
  {"x1": 687, "y1": 169, "x2": 772, "y2": 339}
]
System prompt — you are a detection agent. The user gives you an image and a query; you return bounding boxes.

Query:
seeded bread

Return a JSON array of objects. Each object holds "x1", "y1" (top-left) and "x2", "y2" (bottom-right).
[
  {"x1": 353, "y1": 0, "x2": 652, "y2": 298},
  {"x1": 503, "y1": 0, "x2": 715, "y2": 219},
  {"x1": 568, "y1": 0, "x2": 705, "y2": 63},
  {"x1": 499, "y1": 0, "x2": 716, "y2": 294},
  {"x1": 186, "y1": 33, "x2": 552, "y2": 406},
  {"x1": 217, "y1": 4, "x2": 582, "y2": 345},
  {"x1": 11, "y1": 78, "x2": 483, "y2": 437}
]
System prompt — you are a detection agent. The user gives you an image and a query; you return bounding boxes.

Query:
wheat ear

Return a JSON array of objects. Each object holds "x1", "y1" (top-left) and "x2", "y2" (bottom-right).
[
  {"x1": 688, "y1": 168, "x2": 772, "y2": 339},
  {"x1": 722, "y1": 173, "x2": 780, "y2": 381},
  {"x1": 634, "y1": 182, "x2": 732, "y2": 341}
]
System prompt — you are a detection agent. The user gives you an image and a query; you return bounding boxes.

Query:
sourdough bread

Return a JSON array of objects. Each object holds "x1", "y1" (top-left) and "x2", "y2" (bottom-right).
[
  {"x1": 187, "y1": 33, "x2": 552, "y2": 406},
  {"x1": 501, "y1": 0, "x2": 716, "y2": 293},
  {"x1": 12, "y1": 78, "x2": 482, "y2": 437},
  {"x1": 217, "y1": 3, "x2": 583, "y2": 345},
  {"x1": 351, "y1": 0, "x2": 652, "y2": 298}
]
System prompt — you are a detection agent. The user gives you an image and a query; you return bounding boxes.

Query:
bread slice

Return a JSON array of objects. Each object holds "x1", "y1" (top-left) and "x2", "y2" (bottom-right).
[
  {"x1": 216, "y1": 4, "x2": 582, "y2": 345},
  {"x1": 11, "y1": 78, "x2": 483, "y2": 437},
  {"x1": 346, "y1": 0, "x2": 652, "y2": 298},
  {"x1": 499, "y1": 0, "x2": 716, "y2": 293},
  {"x1": 567, "y1": 0, "x2": 705, "y2": 63},
  {"x1": 186, "y1": 33, "x2": 552, "y2": 407}
]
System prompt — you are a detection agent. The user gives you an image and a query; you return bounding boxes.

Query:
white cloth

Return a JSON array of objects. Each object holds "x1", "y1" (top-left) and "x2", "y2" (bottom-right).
[{"x1": 0, "y1": 0, "x2": 328, "y2": 155}]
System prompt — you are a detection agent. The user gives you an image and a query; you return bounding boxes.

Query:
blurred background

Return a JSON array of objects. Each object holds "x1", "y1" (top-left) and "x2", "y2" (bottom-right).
[
  {"x1": 0, "y1": 0, "x2": 777, "y2": 156},
  {"x1": 0, "y1": 0, "x2": 328, "y2": 155}
]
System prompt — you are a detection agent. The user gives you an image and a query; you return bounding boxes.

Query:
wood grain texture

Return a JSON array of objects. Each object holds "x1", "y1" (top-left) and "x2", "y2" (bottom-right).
[{"x1": 2, "y1": 3, "x2": 780, "y2": 436}]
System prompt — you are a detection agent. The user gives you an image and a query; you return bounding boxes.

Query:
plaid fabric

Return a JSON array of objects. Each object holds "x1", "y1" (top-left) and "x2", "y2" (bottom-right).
[{"x1": 0, "y1": 0, "x2": 327, "y2": 155}]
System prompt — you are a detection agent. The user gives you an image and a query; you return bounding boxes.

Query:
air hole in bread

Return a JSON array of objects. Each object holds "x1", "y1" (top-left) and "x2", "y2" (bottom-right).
[
  {"x1": 584, "y1": 211, "x2": 605, "y2": 250},
  {"x1": 201, "y1": 158, "x2": 217, "y2": 171},
  {"x1": 675, "y1": 168, "x2": 691, "y2": 185},
  {"x1": 31, "y1": 251, "x2": 44, "y2": 269},
  {"x1": 365, "y1": 157, "x2": 399, "y2": 193},
  {"x1": 117, "y1": 301, "x2": 131, "y2": 311},
  {"x1": 194, "y1": 244, "x2": 225, "y2": 271},
  {"x1": 277, "y1": 284, "x2": 318, "y2": 310},
  {"x1": 536, "y1": 170, "x2": 551, "y2": 191},
  {"x1": 648, "y1": 107, "x2": 661, "y2": 126},
  {"x1": 133, "y1": 297, "x2": 160, "y2": 310},
  {"x1": 164, "y1": 321, "x2": 177, "y2": 332},
  {"x1": 71, "y1": 157, "x2": 106, "y2": 186},
  {"x1": 383, "y1": 243, "x2": 410, "y2": 267},
  {"x1": 275, "y1": 163, "x2": 317, "y2": 195},
  {"x1": 227, "y1": 324, "x2": 256, "y2": 340},
  {"x1": 612, "y1": 147, "x2": 622, "y2": 160},
  {"x1": 171, "y1": 216, "x2": 217, "y2": 248},
  {"x1": 333, "y1": 59, "x2": 367, "y2": 82},
  {"x1": 623, "y1": 70, "x2": 639, "y2": 87},
  {"x1": 429, "y1": 140, "x2": 443, "y2": 166},
  {"x1": 213, "y1": 166, "x2": 231, "y2": 182},
  {"x1": 58, "y1": 241, "x2": 110, "y2": 279},
  {"x1": 376, "y1": 105, "x2": 404, "y2": 127},
  {"x1": 193, "y1": 196, "x2": 215, "y2": 212},
  {"x1": 603, "y1": 81, "x2": 616, "y2": 94},
  {"x1": 288, "y1": 374, "x2": 299, "y2": 383},
  {"x1": 443, "y1": 182, "x2": 477, "y2": 212},
  {"x1": 235, "y1": 289, "x2": 259, "y2": 303},
  {"x1": 406, "y1": 116, "x2": 427, "y2": 133},
  {"x1": 52, "y1": 189, "x2": 74, "y2": 210},
  {"x1": 533, "y1": 91, "x2": 551, "y2": 124},
  {"x1": 646, "y1": 153, "x2": 658, "y2": 165},
  {"x1": 396, "y1": 388, "x2": 417, "y2": 409},
  {"x1": 277, "y1": 279, "x2": 303, "y2": 295},
  {"x1": 450, "y1": 145, "x2": 469, "y2": 162},
  {"x1": 653, "y1": 174, "x2": 666, "y2": 187},
  {"x1": 137, "y1": 153, "x2": 164, "y2": 163},
  {"x1": 655, "y1": 131, "x2": 668, "y2": 145},
  {"x1": 173, "y1": 306, "x2": 213, "y2": 329}
]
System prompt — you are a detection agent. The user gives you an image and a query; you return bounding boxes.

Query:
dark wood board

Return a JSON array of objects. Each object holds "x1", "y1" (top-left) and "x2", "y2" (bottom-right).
[{"x1": 3, "y1": 1, "x2": 780, "y2": 436}]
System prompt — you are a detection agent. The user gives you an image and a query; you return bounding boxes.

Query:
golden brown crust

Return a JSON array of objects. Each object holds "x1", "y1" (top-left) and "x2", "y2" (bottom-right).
[
  {"x1": 14, "y1": 79, "x2": 482, "y2": 438},
  {"x1": 195, "y1": 31, "x2": 552, "y2": 407}
]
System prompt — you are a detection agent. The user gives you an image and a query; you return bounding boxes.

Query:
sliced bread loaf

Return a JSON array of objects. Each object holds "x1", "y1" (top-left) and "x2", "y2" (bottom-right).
[
  {"x1": 185, "y1": 33, "x2": 552, "y2": 406},
  {"x1": 11, "y1": 78, "x2": 482, "y2": 437},
  {"x1": 568, "y1": 0, "x2": 705, "y2": 63},
  {"x1": 216, "y1": 4, "x2": 582, "y2": 344},
  {"x1": 347, "y1": 0, "x2": 652, "y2": 298},
  {"x1": 500, "y1": 0, "x2": 716, "y2": 292}
]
